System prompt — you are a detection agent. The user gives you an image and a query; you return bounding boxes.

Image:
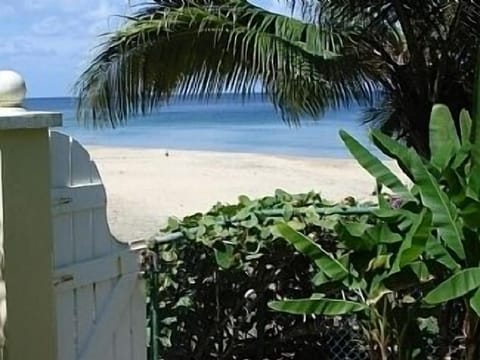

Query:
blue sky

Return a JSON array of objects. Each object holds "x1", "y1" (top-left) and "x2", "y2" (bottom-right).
[{"x1": 0, "y1": 0, "x2": 290, "y2": 98}]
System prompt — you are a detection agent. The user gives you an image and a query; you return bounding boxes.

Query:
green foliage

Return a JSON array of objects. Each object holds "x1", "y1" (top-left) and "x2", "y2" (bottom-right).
[
  {"x1": 269, "y1": 298, "x2": 366, "y2": 315},
  {"x1": 271, "y1": 104, "x2": 480, "y2": 359},
  {"x1": 146, "y1": 190, "x2": 371, "y2": 359},
  {"x1": 339, "y1": 130, "x2": 413, "y2": 201},
  {"x1": 424, "y1": 269, "x2": 480, "y2": 305}
]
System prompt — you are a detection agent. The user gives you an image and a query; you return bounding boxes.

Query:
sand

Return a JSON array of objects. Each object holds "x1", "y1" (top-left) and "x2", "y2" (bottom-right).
[{"x1": 86, "y1": 146, "x2": 405, "y2": 242}]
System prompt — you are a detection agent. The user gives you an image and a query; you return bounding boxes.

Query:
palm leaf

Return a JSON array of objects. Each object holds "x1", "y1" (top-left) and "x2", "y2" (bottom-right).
[
  {"x1": 75, "y1": 0, "x2": 378, "y2": 127},
  {"x1": 75, "y1": 0, "x2": 480, "y2": 155}
]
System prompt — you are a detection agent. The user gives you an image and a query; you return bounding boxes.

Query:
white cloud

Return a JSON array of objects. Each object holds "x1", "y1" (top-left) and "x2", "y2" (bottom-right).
[{"x1": 2, "y1": 0, "x2": 132, "y2": 95}]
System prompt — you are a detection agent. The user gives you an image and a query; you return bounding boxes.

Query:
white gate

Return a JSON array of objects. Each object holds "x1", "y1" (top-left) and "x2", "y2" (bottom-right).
[{"x1": 50, "y1": 131, "x2": 146, "y2": 360}]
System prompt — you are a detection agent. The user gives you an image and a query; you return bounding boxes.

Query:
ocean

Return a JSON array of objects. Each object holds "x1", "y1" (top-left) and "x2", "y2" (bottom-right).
[{"x1": 25, "y1": 95, "x2": 376, "y2": 158}]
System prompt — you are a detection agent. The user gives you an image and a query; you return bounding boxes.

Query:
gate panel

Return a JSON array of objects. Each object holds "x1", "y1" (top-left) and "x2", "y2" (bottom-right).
[{"x1": 50, "y1": 131, "x2": 146, "y2": 360}]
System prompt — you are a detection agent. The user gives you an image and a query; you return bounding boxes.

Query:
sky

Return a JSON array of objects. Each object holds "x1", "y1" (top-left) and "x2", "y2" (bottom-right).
[{"x1": 0, "y1": 0, "x2": 291, "y2": 98}]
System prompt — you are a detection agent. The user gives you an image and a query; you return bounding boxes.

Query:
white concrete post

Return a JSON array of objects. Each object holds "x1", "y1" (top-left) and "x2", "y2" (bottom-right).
[{"x1": 0, "y1": 70, "x2": 62, "y2": 360}]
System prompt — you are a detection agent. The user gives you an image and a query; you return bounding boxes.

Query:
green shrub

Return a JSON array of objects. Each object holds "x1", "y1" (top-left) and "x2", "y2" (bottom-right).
[
  {"x1": 271, "y1": 104, "x2": 480, "y2": 359},
  {"x1": 145, "y1": 190, "x2": 373, "y2": 359}
]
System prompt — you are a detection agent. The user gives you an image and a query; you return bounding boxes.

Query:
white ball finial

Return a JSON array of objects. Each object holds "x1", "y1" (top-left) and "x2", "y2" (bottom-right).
[{"x1": 0, "y1": 71, "x2": 26, "y2": 108}]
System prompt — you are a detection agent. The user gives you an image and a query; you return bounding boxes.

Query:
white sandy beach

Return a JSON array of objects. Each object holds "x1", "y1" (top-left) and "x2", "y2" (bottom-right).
[{"x1": 86, "y1": 146, "x2": 404, "y2": 242}]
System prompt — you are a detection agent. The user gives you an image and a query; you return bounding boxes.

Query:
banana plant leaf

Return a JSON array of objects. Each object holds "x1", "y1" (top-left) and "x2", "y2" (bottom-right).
[
  {"x1": 335, "y1": 221, "x2": 377, "y2": 251},
  {"x1": 460, "y1": 109, "x2": 473, "y2": 146},
  {"x1": 269, "y1": 298, "x2": 366, "y2": 315},
  {"x1": 470, "y1": 288, "x2": 480, "y2": 317},
  {"x1": 371, "y1": 130, "x2": 415, "y2": 181},
  {"x1": 276, "y1": 223, "x2": 349, "y2": 281},
  {"x1": 467, "y1": 168, "x2": 480, "y2": 201},
  {"x1": 410, "y1": 154, "x2": 465, "y2": 259},
  {"x1": 391, "y1": 209, "x2": 432, "y2": 272},
  {"x1": 424, "y1": 268, "x2": 480, "y2": 304},
  {"x1": 339, "y1": 130, "x2": 414, "y2": 201},
  {"x1": 429, "y1": 104, "x2": 461, "y2": 171},
  {"x1": 425, "y1": 237, "x2": 459, "y2": 271}
]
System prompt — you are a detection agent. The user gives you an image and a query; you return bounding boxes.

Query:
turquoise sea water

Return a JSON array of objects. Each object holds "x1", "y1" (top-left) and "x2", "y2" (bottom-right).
[{"x1": 25, "y1": 95, "x2": 375, "y2": 158}]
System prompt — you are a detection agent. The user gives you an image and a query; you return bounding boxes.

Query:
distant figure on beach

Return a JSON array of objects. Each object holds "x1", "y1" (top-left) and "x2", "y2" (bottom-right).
[{"x1": 165, "y1": 150, "x2": 169, "y2": 157}]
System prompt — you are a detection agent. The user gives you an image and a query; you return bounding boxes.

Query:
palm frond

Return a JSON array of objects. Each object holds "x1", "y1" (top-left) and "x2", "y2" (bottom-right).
[
  {"x1": 76, "y1": 0, "x2": 480, "y2": 155},
  {"x1": 75, "y1": 0, "x2": 378, "y2": 126}
]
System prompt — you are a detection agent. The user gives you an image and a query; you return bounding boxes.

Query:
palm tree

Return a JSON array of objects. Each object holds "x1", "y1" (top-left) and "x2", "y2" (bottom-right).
[{"x1": 75, "y1": 0, "x2": 480, "y2": 155}]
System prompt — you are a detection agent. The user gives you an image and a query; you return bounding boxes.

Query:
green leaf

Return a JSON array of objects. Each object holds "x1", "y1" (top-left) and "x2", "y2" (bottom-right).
[
  {"x1": 451, "y1": 145, "x2": 471, "y2": 170},
  {"x1": 174, "y1": 296, "x2": 193, "y2": 308},
  {"x1": 234, "y1": 207, "x2": 252, "y2": 221},
  {"x1": 269, "y1": 298, "x2": 366, "y2": 316},
  {"x1": 312, "y1": 271, "x2": 330, "y2": 286},
  {"x1": 424, "y1": 268, "x2": 480, "y2": 304},
  {"x1": 371, "y1": 130, "x2": 415, "y2": 180},
  {"x1": 336, "y1": 221, "x2": 377, "y2": 251},
  {"x1": 197, "y1": 225, "x2": 207, "y2": 237},
  {"x1": 238, "y1": 194, "x2": 251, "y2": 206},
  {"x1": 425, "y1": 237, "x2": 459, "y2": 271},
  {"x1": 394, "y1": 209, "x2": 432, "y2": 269},
  {"x1": 460, "y1": 109, "x2": 473, "y2": 146},
  {"x1": 373, "y1": 207, "x2": 407, "y2": 222},
  {"x1": 376, "y1": 185, "x2": 398, "y2": 211},
  {"x1": 367, "y1": 283, "x2": 392, "y2": 305},
  {"x1": 409, "y1": 262, "x2": 433, "y2": 283},
  {"x1": 241, "y1": 214, "x2": 259, "y2": 228},
  {"x1": 200, "y1": 215, "x2": 217, "y2": 227},
  {"x1": 287, "y1": 219, "x2": 306, "y2": 230},
  {"x1": 283, "y1": 204, "x2": 294, "y2": 220},
  {"x1": 275, "y1": 189, "x2": 293, "y2": 202},
  {"x1": 161, "y1": 250, "x2": 178, "y2": 262},
  {"x1": 470, "y1": 288, "x2": 480, "y2": 317},
  {"x1": 214, "y1": 244, "x2": 236, "y2": 269},
  {"x1": 276, "y1": 223, "x2": 349, "y2": 280},
  {"x1": 467, "y1": 168, "x2": 480, "y2": 201},
  {"x1": 160, "y1": 316, "x2": 177, "y2": 325},
  {"x1": 460, "y1": 200, "x2": 480, "y2": 229},
  {"x1": 339, "y1": 130, "x2": 414, "y2": 201},
  {"x1": 429, "y1": 104, "x2": 460, "y2": 171},
  {"x1": 418, "y1": 317, "x2": 439, "y2": 334},
  {"x1": 408, "y1": 153, "x2": 465, "y2": 259},
  {"x1": 367, "y1": 254, "x2": 392, "y2": 272},
  {"x1": 373, "y1": 222, "x2": 403, "y2": 244},
  {"x1": 167, "y1": 217, "x2": 180, "y2": 231}
]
